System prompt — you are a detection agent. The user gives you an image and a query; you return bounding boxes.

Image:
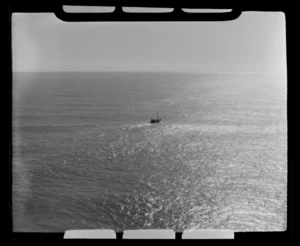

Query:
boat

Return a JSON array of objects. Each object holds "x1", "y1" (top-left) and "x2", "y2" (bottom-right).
[{"x1": 150, "y1": 112, "x2": 161, "y2": 124}]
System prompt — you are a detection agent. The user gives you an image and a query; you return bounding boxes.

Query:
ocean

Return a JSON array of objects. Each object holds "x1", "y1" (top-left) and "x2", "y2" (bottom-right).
[{"x1": 12, "y1": 72, "x2": 287, "y2": 232}]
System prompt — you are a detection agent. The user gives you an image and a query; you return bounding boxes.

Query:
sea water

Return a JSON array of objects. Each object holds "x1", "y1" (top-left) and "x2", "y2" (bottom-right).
[{"x1": 12, "y1": 72, "x2": 287, "y2": 232}]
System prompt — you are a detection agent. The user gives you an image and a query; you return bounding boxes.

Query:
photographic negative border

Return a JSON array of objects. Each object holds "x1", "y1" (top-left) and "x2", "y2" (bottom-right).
[{"x1": 6, "y1": 1, "x2": 296, "y2": 241}]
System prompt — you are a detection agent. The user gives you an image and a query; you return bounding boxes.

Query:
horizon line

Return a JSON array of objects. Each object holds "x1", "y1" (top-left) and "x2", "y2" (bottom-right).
[{"x1": 12, "y1": 70, "x2": 287, "y2": 75}]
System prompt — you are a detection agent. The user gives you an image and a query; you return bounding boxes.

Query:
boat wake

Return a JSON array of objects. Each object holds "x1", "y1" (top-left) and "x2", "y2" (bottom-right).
[{"x1": 121, "y1": 123, "x2": 153, "y2": 130}]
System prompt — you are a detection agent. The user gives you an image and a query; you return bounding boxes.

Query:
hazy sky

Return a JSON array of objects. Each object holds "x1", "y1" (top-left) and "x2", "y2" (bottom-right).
[{"x1": 12, "y1": 12, "x2": 286, "y2": 73}]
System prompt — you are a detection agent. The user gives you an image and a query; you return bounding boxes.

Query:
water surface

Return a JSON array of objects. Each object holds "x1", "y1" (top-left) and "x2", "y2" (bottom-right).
[{"x1": 13, "y1": 72, "x2": 287, "y2": 232}]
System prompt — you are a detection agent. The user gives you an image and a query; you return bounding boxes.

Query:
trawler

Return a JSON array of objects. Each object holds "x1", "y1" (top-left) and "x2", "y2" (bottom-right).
[{"x1": 150, "y1": 112, "x2": 161, "y2": 124}]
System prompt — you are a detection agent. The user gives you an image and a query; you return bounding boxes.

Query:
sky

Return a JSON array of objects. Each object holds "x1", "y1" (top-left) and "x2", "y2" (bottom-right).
[{"x1": 12, "y1": 11, "x2": 286, "y2": 73}]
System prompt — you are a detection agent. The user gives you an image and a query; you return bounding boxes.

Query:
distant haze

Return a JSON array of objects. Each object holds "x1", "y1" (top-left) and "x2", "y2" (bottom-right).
[{"x1": 12, "y1": 12, "x2": 286, "y2": 74}]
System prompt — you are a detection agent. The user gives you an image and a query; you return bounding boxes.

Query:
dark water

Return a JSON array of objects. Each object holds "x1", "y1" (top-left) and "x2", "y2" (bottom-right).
[{"x1": 12, "y1": 72, "x2": 287, "y2": 232}]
